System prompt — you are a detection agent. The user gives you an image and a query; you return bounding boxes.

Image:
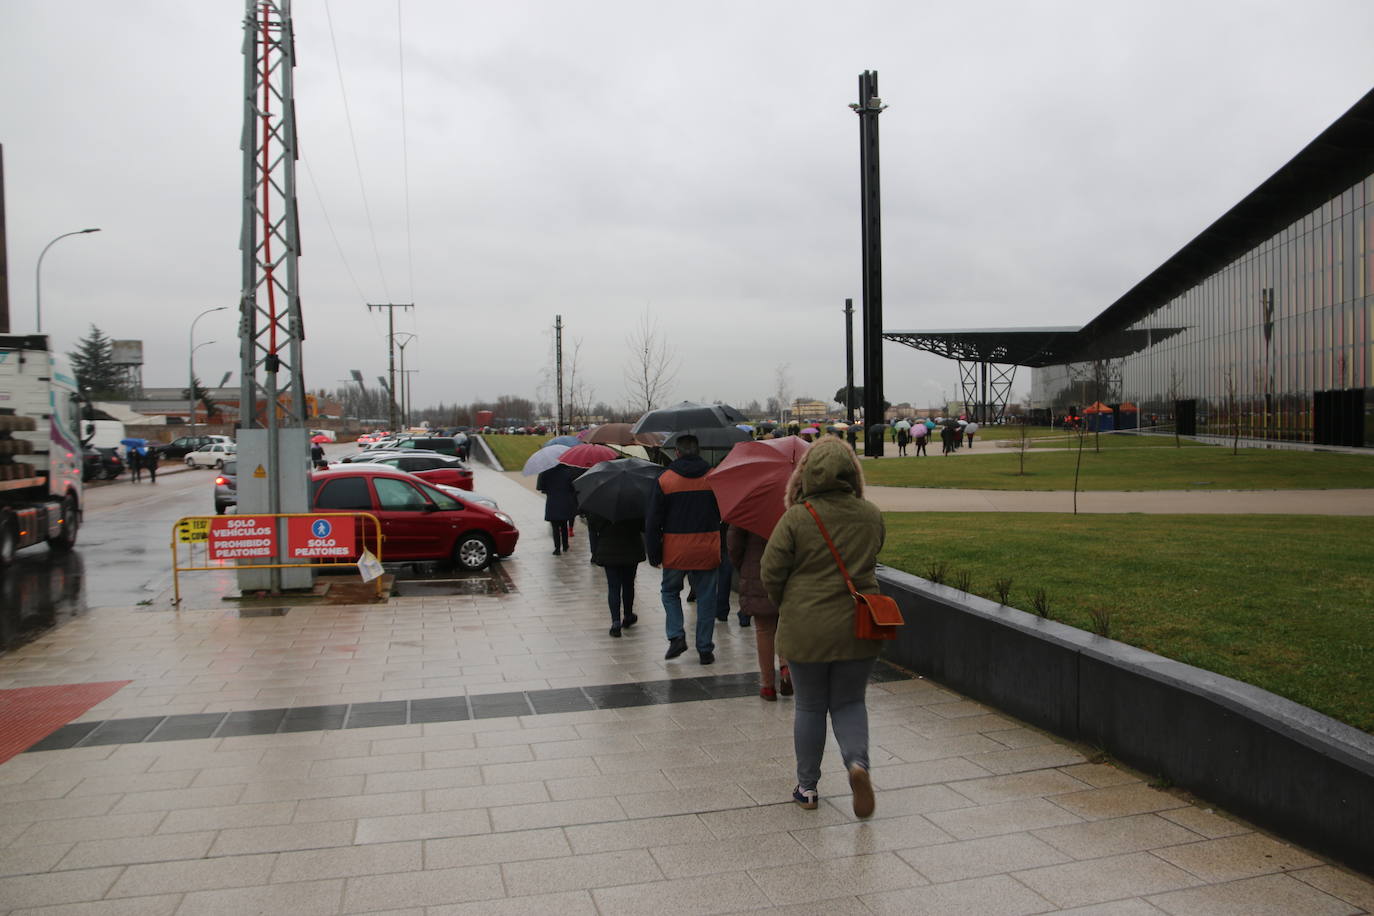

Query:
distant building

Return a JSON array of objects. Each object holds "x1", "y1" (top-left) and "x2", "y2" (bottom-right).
[{"x1": 886, "y1": 88, "x2": 1374, "y2": 446}]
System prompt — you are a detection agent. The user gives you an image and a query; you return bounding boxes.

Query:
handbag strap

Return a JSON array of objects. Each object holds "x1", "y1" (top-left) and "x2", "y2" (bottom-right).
[{"x1": 803, "y1": 501, "x2": 859, "y2": 599}]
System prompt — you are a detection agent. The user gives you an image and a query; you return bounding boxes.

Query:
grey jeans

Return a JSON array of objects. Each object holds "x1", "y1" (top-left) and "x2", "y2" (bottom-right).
[{"x1": 788, "y1": 656, "x2": 876, "y2": 791}]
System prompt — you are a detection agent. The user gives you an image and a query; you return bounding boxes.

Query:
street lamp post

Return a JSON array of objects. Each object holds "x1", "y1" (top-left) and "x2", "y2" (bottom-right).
[
  {"x1": 35, "y1": 228, "x2": 101, "y2": 333},
  {"x1": 392, "y1": 333, "x2": 416, "y2": 429},
  {"x1": 189, "y1": 306, "x2": 228, "y2": 434}
]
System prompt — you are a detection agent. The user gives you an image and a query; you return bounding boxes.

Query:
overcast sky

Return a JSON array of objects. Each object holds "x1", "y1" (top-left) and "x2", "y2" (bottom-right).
[{"x1": 3, "y1": 1, "x2": 1372, "y2": 416}]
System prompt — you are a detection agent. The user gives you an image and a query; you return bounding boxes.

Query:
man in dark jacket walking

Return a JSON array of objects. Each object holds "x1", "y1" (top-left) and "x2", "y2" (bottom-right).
[
  {"x1": 645, "y1": 436, "x2": 721, "y2": 664},
  {"x1": 536, "y1": 462, "x2": 582, "y2": 555}
]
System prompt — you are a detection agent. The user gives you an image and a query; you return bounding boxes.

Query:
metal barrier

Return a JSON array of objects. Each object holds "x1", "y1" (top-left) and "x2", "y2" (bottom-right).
[{"x1": 171, "y1": 512, "x2": 385, "y2": 604}]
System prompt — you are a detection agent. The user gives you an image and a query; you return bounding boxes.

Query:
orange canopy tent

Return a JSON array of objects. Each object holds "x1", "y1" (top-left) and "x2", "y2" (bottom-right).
[{"x1": 1082, "y1": 401, "x2": 1114, "y2": 414}]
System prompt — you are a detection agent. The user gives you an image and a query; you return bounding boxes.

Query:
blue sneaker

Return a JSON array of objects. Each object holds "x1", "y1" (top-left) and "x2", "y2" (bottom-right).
[{"x1": 792, "y1": 785, "x2": 818, "y2": 810}]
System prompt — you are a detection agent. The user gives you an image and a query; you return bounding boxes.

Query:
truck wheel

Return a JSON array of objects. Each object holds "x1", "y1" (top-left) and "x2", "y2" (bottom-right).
[
  {"x1": 452, "y1": 533, "x2": 493, "y2": 571},
  {"x1": 47, "y1": 494, "x2": 79, "y2": 553},
  {"x1": 0, "y1": 520, "x2": 15, "y2": 566}
]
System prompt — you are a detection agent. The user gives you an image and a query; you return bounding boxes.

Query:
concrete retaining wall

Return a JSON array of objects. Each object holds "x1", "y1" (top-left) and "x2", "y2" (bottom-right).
[{"x1": 877, "y1": 566, "x2": 1374, "y2": 874}]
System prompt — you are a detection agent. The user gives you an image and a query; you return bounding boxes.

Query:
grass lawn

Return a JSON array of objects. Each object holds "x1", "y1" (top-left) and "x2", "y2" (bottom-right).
[
  {"x1": 879, "y1": 512, "x2": 1374, "y2": 732},
  {"x1": 481, "y1": 434, "x2": 548, "y2": 471},
  {"x1": 862, "y1": 444, "x2": 1374, "y2": 491}
]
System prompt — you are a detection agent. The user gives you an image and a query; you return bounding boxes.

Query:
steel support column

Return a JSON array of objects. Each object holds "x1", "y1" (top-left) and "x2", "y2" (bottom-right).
[{"x1": 853, "y1": 71, "x2": 887, "y2": 457}]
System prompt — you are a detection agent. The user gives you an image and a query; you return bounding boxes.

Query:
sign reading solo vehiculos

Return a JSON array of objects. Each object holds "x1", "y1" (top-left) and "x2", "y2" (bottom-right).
[
  {"x1": 208, "y1": 517, "x2": 277, "y2": 560},
  {"x1": 286, "y1": 516, "x2": 356, "y2": 559}
]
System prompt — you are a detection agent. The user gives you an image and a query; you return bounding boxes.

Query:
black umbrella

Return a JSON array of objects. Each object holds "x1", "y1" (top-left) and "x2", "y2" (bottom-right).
[
  {"x1": 630, "y1": 400, "x2": 748, "y2": 434},
  {"x1": 572, "y1": 457, "x2": 664, "y2": 522},
  {"x1": 661, "y1": 426, "x2": 752, "y2": 467}
]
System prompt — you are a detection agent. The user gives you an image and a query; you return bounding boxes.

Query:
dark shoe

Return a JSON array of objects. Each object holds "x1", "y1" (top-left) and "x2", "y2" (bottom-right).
[
  {"x1": 714, "y1": 612, "x2": 728, "y2": 622},
  {"x1": 760, "y1": 686, "x2": 777, "y2": 702},
  {"x1": 738, "y1": 614, "x2": 751, "y2": 627},
  {"x1": 664, "y1": 636, "x2": 687, "y2": 659},
  {"x1": 609, "y1": 626, "x2": 622, "y2": 638},
  {"x1": 792, "y1": 785, "x2": 818, "y2": 810},
  {"x1": 698, "y1": 651, "x2": 715, "y2": 665},
  {"x1": 849, "y1": 763, "x2": 875, "y2": 819},
  {"x1": 779, "y1": 665, "x2": 793, "y2": 696},
  {"x1": 552, "y1": 549, "x2": 562, "y2": 556},
  {"x1": 621, "y1": 611, "x2": 638, "y2": 629}
]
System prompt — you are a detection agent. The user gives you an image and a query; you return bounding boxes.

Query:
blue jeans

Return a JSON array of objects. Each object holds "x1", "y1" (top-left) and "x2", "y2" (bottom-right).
[
  {"x1": 714, "y1": 553, "x2": 733, "y2": 618},
  {"x1": 604, "y1": 564, "x2": 637, "y2": 623},
  {"x1": 660, "y1": 566, "x2": 718, "y2": 652},
  {"x1": 789, "y1": 656, "x2": 876, "y2": 791}
]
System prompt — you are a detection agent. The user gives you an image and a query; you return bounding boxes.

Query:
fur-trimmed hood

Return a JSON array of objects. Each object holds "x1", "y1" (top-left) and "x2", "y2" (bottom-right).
[{"x1": 784, "y1": 437, "x2": 865, "y2": 507}]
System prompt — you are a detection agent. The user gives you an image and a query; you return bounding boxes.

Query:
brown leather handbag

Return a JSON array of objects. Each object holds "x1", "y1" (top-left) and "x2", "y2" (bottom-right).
[{"x1": 803, "y1": 502, "x2": 904, "y2": 640}]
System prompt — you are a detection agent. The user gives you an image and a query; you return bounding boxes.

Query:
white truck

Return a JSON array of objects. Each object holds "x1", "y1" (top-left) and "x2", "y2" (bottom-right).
[{"x1": 0, "y1": 334, "x2": 84, "y2": 565}]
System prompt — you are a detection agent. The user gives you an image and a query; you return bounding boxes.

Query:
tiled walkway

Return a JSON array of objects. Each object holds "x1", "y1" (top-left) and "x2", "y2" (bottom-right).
[{"x1": 0, "y1": 466, "x2": 1370, "y2": 914}]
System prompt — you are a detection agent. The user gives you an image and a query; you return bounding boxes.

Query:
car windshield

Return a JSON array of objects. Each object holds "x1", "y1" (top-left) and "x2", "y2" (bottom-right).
[
  {"x1": 222, "y1": 460, "x2": 236, "y2": 475},
  {"x1": 416, "y1": 480, "x2": 461, "y2": 510}
]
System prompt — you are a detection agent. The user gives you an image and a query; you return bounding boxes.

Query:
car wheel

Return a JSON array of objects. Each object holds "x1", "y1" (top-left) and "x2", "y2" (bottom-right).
[
  {"x1": 46, "y1": 493, "x2": 79, "y2": 552},
  {"x1": 215, "y1": 503, "x2": 226, "y2": 515},
  {"x1": 452, "y1": 533, "x2": 493, "y2": 571},
  {"x1": 215, "y1": 460, "x2": 224, "y2": 470},
  {"x1": 186, "y1": 457, "x2": 195, "y2": 467},
  {"x1": 0, "y1": 521, "x2": 16, "y2": 566}
]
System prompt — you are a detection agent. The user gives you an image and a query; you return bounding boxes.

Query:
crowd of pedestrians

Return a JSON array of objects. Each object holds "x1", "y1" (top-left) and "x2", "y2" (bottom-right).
[{"x1": 538, "y1": 432, "x2": 886, "y2": 821}]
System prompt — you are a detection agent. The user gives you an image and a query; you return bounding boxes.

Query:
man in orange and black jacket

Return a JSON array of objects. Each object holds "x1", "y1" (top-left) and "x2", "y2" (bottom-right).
[{"x1": 645, "y1": 435, "x2": 722, "y2": 665}]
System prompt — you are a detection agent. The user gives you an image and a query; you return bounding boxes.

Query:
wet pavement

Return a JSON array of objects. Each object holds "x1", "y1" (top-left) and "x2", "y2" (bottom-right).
[{"x1": 0, "y1": 458, "x2": 1370, "y2": 912}]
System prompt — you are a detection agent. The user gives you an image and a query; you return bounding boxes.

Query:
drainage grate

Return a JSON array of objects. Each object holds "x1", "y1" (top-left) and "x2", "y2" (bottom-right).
[
  {"x1": 392, "y1": 575, "x2": 506, "y2": 597},
  {"x1": 237, "y1": 606, "x2": 291, "y2": 618}
]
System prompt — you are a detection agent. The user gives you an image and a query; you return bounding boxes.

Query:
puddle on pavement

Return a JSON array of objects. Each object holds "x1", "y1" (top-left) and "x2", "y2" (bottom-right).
[
  {"x1": 390, "y1": 562, "x2": 512, "y2": 597},
  {"x1": 237, "y1": 606, "x2": 291, "y2": 617},
  {"x1": 0, "y1": 550, "x2": 88, "y2": 653}
]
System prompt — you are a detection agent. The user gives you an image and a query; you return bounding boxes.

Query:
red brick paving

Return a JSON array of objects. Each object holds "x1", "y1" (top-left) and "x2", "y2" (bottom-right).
[{"x1": 0, "y1": 681, "x2": 130, "y2": 763}]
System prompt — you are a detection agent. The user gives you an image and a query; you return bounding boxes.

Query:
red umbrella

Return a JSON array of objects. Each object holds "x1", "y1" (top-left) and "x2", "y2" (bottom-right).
[
  {"x1": 706, "y1": 437, "x2": 811, "y2": 538},
  {"x1": 311, "y1": 434, "x2": 331, "y2": 444},
  {"x1": 557, "y1": 443, "x2": 619, "y2": 468}
]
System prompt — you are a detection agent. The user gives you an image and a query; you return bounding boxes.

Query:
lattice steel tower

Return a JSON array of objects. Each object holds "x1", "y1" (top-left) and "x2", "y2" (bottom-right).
[{"x1": 239, "y1": 0, "x2": 309, "y2": 591}]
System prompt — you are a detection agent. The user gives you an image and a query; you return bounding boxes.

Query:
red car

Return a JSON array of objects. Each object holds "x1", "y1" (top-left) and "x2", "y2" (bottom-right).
[
  {"x1": 309, "y1": 466, "x2": 517, "y2": 570},
  {"x1": 356, "y1": 452, "x2": 474, "y2": 490}
]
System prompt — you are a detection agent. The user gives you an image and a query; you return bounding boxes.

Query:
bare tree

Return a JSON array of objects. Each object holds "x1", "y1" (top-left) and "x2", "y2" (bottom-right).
[
  {"x1": 624, "y1": 312, "x2": 679, "y2": 414},
  {"x1": 774, "y1": 363, "x2": 792, "y2": 427},
  {"x1": 565, "y1": 339, "x2": 596, "y2": 428},
  {"x1": 1225, "y1": 366, "x2": 1240, "y2": 455}
]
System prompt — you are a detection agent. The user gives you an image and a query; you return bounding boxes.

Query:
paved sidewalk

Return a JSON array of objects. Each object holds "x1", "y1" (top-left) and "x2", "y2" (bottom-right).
[
  {"x1": 866, "y1": 485, "x2": 1374, "y2": 515},
  {"x1": 0, "y1": 464, "x2": 1371, "y2": 914}
]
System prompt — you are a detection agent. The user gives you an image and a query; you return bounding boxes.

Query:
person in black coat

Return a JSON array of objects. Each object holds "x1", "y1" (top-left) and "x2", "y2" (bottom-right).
[
  {"x1": 587, "y1": 512, "x2": 644, "y2": 636},
  {"x1": 536, "y1": 463, "x2": 582, "y2": 555}
]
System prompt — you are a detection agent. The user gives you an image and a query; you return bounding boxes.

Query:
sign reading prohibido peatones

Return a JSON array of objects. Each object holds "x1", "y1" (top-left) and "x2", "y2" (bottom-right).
[
  {"x1": 208, "y1": 517, "x2": 278, "y2": 560},
  {"x1": 286, "y1": 516, "x2": 357, "y2": 559}
]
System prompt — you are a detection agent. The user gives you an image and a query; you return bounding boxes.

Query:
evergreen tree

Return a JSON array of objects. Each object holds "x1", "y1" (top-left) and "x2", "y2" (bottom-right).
[{"x1": 68, "y1": 324, "x2": 125, "y2": 398}]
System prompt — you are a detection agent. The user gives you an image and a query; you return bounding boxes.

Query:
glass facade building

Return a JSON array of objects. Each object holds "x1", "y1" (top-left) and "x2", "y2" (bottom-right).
[{"x1": 1030, "y1": 92, "x2": 1374, "y2": 448}]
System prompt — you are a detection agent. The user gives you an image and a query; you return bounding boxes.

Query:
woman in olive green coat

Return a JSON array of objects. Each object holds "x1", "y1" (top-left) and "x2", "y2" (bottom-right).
[{"x1": 761, "y1": 437, "x2": 884, "y2": 818}]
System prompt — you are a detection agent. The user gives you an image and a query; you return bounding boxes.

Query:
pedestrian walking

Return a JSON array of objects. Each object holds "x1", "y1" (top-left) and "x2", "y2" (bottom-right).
[
  {"x1": 713, "y1": 527, "x2": 747, "y2": 626},
  {"x1": 912, "y1": 421, "x2": 928, "y2": 456},
  {"x1": 728, "y1": 524, "x2": 788, "y2": 700},
  {"x1": 896, "y1": 426, "x2": 909, "y2": 456},
  {"x1": 127, "y1": 447, "x2": 142, "y2": 482},
  {"x1": 536, "y1": 462, "x2": 581, "y2": 555},
  {"x1": 311, "y1": 442, "x2": 326, "y2": 468},
  {"x1": 964, "y1": 420, "x2": 979, "y2": 448},
  {"x1": 587, "y1": 511, "x2": 643, "y2": 637},
  {"x1": 761, "y1": 437, "x2": 884, "y2": 818},
  {"x1": 645, "y1": 435, "x2": 721, "y2": 665},
  {"x1": 941, "y1": 423, "x2": 956, "y2": 455},
  {"x1": 145, "y1": 448, "x2": 158, "y2": 483}
]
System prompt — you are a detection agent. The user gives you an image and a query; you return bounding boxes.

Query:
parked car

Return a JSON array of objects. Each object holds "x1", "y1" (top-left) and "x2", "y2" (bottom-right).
[
  {"x1": 185, "y1": 443, "x2": 237, "y2": 469},
  {"x1": 392, "y1": 436, "x2": 459, "y2": 457},
  {"x1": 351, "y1": 452, "x2": 473, "y2": 489},
  {"x1": 214, "y1": 460, "x2": 237, "y2": 514},
  {"x1": 309, "y1": 466, "x2": 518, "y2": 570},
  {"x1": 156, "y1": 434, "x2": 233, "y2": 459},
  {"x1": 82, "y1": 446, "x2": 124, "y2": 481}
]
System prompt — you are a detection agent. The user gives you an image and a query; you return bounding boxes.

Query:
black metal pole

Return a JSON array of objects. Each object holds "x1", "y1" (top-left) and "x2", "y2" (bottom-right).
[
  {"x1": 853, "y1": 71, "x2": 886, "y2": 457},
  {"x1": 844, "y1": 298, "x2": 855, "y2": 425}
]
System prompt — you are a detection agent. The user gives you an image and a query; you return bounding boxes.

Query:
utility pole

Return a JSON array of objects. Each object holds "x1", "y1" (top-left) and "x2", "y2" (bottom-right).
[
  {"x1": 367, "y1": 302, "x2": 413, "y2": 430},
  {"x1": 843, "y1": 298, "x2": 855, "y2": 426},
  {"x1": 401, "y1": 369, "x2": 418, "y2": 427},
  {"x1": 555, "y1": 315, "x2": 564, "y2": 433},
  {"x1": 851, "y1": 70, "x2": 887, "y2": 457}
]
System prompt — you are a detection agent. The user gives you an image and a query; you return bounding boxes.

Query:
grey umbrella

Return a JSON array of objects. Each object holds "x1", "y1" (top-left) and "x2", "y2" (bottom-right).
[
  {"x1": 630, "y1": 401, "x2": 749, "y2": 435},
  {"x1": 661, "y1": 426, "x2": 752, "y2": 467}
]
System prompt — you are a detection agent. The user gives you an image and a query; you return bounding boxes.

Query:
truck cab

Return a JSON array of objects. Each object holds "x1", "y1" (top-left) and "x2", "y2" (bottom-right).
[{"x1": 0, "y1": 334, "x2": 84, "y2": 565}]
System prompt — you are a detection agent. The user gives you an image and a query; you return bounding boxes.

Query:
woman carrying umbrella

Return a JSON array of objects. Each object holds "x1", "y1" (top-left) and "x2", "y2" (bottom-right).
[
  {"x1": 728, "y1": 525, "x2": 790, "y2": 700},
  {"x1": 587, "y1": 514, "x2": 643, "y2": 637}
]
